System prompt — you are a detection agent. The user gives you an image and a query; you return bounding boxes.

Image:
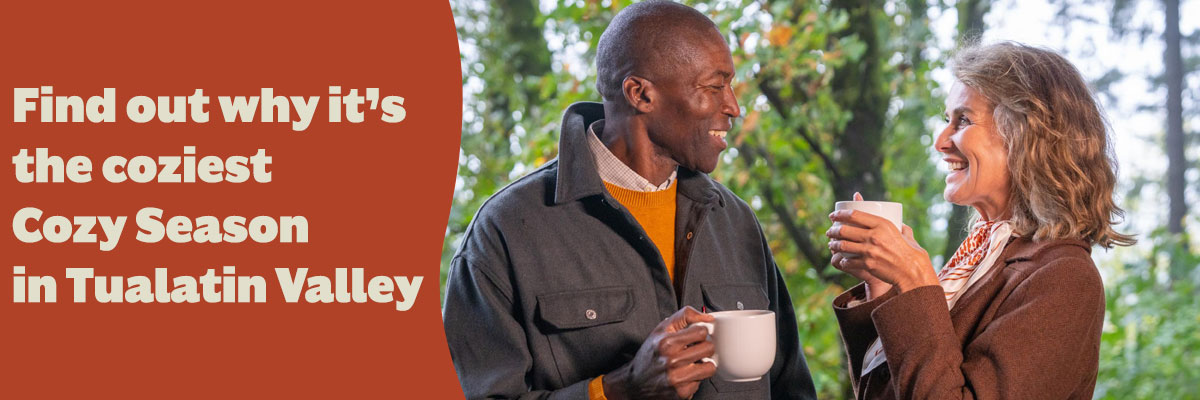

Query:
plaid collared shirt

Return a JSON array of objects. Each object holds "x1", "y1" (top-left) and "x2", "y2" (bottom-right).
[{"x1": 586, "y1": 119, "x2": 676, "y2": 192}]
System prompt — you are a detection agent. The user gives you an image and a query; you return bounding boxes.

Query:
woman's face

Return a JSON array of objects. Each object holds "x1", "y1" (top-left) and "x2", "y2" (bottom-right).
[{"x1": 935, "y1": 81, "x2": 1011, "y2": 220}]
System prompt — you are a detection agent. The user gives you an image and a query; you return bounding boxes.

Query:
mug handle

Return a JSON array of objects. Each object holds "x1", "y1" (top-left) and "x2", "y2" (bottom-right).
[{"x1": 689, "y1": 322, "x2": 718, "y2": 368}]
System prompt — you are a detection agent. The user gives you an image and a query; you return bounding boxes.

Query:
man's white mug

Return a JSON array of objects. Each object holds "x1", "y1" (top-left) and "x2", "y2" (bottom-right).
[
  {"x1": 691, "y1": 310, "x2": 776, "y2": 382},
  {"x1": 833, "y1": 201, "x2": 903, "y2": 258}
]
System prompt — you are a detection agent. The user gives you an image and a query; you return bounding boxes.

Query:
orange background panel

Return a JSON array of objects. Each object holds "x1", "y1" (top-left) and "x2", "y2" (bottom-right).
[{"x1": 1, "y1": 1, "x2": 464, "y2": 398}]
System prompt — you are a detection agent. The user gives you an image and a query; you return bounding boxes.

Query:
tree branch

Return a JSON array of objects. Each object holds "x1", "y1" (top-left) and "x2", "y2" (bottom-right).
[
  {"x1": 755, "y1": 78, "x2": 843, "y2": 183},
  {"x1": 738, "y1": 145, "x2": 850, "y2": 286}
]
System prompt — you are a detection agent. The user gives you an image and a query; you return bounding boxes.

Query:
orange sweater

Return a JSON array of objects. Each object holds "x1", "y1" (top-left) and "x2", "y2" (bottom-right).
[
  {"x1": 602, "y1": 180, "x2": 677, "y2": 280},
  {"x1": 590, "y1": 180, "x2": 678, "y2": 400}
]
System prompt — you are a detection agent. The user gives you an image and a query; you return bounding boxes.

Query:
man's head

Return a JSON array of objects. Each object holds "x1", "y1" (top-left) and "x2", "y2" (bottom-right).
[{"x1": 595, "y1": 0, "x2": 741, "y2": 173}]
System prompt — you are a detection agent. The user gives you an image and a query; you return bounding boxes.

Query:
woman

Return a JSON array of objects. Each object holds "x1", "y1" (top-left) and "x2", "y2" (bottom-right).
[{"x1": 824, "y1": 42, "x2": 1135, "y2": 399}]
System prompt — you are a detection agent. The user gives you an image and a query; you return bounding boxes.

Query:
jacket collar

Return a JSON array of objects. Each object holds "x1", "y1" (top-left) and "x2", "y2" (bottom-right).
[
  {"x1": 1001, "y1": 236, "x2": 1091, "y2": 264},
  {"x1": 552, "y1": 102, "x2": 723, "y2": 207}
]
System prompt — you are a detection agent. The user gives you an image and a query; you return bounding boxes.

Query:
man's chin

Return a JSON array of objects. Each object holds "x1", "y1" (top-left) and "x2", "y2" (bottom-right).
[
  {"x1": 676, "y1": 154, "x2": 721, "y2": 174},
  {"x1": 693, "y1": 160, "x2": 719, "y2": 174}
]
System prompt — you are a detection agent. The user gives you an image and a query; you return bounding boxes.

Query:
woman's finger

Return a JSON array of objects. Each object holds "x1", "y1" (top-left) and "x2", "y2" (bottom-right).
[
  {"x1": 853, "y1": 192, "x2": 864, "y2": 201},
  {"x1": 830, "y1": 252, "x2": 845, "y2": 270},
  {"x1": 836, "y1": 256, "x2": 869, "y2": 272},
  {"x1": 829, "y1": 239, "x2": 870, "y2": 255},
  {"x1": 830, "y1": 209, "x2": 887, "y2": 229},
  {"x1": 827, "y1": 223, "x2": 872, "y2": 242}
]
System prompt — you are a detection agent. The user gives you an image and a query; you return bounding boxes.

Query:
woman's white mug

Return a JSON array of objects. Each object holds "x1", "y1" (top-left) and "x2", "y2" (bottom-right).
[
  {"x1": 833, "y1": 201, "x2": 903, "y2": 258},
  {"x1": 691, "y1": 310, "x2": 776, "y2": 382}
]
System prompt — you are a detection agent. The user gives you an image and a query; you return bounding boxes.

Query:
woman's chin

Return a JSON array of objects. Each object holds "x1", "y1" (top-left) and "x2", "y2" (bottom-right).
[
  {"x1": 943, "y1": 187, "x2": 967, "y2": 205},
  {"x1": 944, "y1": 172, "x2": 970, "y2": 202}
]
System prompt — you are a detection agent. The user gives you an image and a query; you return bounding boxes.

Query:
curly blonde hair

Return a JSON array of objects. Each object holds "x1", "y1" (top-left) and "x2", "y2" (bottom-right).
[{"x1": 952, "y1": 42, "x2": 1135, "y2": 248}]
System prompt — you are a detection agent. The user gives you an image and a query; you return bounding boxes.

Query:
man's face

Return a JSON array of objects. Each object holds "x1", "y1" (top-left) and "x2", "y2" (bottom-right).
[{"x1": 644, "y1": 32, "x2": 741, "y2": 174}]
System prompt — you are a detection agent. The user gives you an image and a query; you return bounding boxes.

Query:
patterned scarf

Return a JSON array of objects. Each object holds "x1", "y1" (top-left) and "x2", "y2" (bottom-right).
[{"x1": 938, "y1": 219, "x2": 1003, "y2": 301}]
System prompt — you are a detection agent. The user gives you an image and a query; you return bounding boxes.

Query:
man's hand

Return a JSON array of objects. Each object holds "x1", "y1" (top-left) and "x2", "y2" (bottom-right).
[{"x1": 603, "y1": 306, "x2": 716, "y2": 400}]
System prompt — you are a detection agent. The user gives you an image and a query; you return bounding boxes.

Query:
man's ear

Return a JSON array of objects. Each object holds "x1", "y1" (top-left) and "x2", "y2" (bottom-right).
[{"x1": 622, "y1": 75, "x2": 656, "y2": 113}]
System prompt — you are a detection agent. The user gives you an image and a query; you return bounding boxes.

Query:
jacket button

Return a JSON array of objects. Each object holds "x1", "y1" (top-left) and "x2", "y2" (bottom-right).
[
  {"x1": 686, "y1": 232, "x2": 693, "y2": 240},
  {"x1": 736, "y1": 301, "x2": 744, "y2": 310},
  {"x1": 585, "y1": 309, "x2": 598, "y2": 320}
]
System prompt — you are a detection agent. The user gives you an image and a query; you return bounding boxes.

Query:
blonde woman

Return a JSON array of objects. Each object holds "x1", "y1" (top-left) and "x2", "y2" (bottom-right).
[{"x1": 824, "y1": 42, "x2": 1135, "y2": 399}]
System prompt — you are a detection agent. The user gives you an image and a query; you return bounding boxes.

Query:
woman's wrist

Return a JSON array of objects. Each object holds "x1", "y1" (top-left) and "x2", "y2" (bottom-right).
[
  {"x1": 891, "y1": 256, "x2": 939, "y2": 294},
  {"x1": 863, "y1": 280, "x2": 893, "y2": 301},
  {"x1": 893, "y1": 275, "x2": 938, "y2": 294}
]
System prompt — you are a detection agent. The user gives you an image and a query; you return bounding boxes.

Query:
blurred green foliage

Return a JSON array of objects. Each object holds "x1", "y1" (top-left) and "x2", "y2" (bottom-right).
[
  {"x1": 1095, "y1": 229, "x2": 1200, "y2": 399},
  {"x1": 447, "y1": 0, "x2": 1199, "y2": 398}
]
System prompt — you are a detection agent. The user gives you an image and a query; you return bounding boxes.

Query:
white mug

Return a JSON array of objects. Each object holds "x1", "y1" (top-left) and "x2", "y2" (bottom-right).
[
  {"x1": 833, "y1": 201, "x2": 903, "y2": 258},
  {"x1": 691, "y1": 310, "x2": 776, "y2": 382}
]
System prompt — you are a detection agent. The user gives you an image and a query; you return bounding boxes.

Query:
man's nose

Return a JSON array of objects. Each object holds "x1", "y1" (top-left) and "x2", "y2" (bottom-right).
[{"x1": 722, "y1": 86, "x2": 741, "y2": 118}]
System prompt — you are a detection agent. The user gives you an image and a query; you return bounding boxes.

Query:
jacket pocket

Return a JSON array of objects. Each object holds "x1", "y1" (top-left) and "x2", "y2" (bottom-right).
[
  {"x1": 536, "y1": 286, "x2": 634, "y2": 330},
  {"x1": 536, "y1": 286, "x2": 639, "y2": 387},
  {"x1": 701, "y1": 283, "x2": 769, "y2": 312}
]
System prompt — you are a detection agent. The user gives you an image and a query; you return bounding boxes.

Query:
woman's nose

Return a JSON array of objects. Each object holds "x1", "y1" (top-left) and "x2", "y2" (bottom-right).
[{"x1": 934, "y1": 126, "x2": 954, "y2": 153}]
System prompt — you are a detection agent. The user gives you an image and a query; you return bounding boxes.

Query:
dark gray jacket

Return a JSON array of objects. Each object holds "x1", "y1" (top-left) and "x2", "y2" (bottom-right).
[{"x1": 443, "y1": 102, "x2": 816, "y2": 400}]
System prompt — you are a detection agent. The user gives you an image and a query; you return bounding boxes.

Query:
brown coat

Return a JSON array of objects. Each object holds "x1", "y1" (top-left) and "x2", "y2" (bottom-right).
[{"x1": 832, "y1": 238, "x2": 1104, "y2": 399}]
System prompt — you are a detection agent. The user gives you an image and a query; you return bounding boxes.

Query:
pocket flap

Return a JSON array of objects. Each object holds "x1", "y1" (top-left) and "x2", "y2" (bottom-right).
[
  {"x1": 537, "y1": 286, "x2": 634, "y2": 330},
  {"x1": 701, "y1": 283, "x2": 769, "y2": 311}
]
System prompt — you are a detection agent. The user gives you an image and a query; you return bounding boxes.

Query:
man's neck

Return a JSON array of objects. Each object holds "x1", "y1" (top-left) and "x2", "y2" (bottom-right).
[{"x1": 597, "y1": 118, "x2": 679, "y2": 186}]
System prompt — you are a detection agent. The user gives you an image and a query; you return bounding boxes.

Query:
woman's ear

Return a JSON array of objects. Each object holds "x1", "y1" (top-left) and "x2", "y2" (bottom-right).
[{"x1": 622, "y1": 75, "x2": 656, "y2": 113}]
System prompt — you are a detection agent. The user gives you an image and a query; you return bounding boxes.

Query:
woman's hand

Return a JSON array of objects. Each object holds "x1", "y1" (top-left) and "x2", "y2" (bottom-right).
[
  {"x1": 831, "y1": 252, "x2": 894, "y2": 301},
  {"x1": 826, "y1": 206, "x2": 939, "y2": 294}
]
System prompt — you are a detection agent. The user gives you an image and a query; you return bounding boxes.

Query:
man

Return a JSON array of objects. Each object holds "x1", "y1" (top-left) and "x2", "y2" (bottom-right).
[{"x1": 443, "y1": 1, "x2": 816, "y2": 399}]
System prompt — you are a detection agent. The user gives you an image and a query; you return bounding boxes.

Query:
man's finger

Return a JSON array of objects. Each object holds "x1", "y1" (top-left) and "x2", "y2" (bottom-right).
[
  {"x1": 680, "y1": 306, "x2": 714, "y2": 324},
  {"x1": 661, "y1": 306, "x2": 714, "y2": 333},
  {"x1": 668, "y1": 361, "x2": 718, "y2": 390},
  {"x1": 666, "y1": 339, "x2": 715, "y2": 368},
  {"x1": 659, "y1": 324, "x2": 711, "y2": 354},
  {"x1": 673, "y1": 380, "x2": 704, "y2": 400}
]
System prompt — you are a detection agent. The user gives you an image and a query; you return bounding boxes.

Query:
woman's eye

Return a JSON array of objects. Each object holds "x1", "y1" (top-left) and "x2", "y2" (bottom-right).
[{"x1": 957, "y1": 115, "x2": 972, "y2": 127}]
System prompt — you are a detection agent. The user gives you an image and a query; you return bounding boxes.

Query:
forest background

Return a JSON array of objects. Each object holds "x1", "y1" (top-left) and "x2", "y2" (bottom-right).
[{"x1": 446, "y1": 0, "x2": 1199, "y2": 398}]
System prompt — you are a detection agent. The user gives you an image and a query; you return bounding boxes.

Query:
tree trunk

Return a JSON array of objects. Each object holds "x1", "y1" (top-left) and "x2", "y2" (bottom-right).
[
  {"x1": 1164, "y1": 0, "x2": 1186, "y2": 237},
  {"x1": 830, "y1": 0, "x2": 888, "y2": 202},
  {"x1": 956, "y1": 0, "x2": 991, "y2": 41}
]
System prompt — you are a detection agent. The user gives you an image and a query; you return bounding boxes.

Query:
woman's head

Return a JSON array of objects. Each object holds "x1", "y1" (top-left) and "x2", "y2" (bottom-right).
[
  {"x1": 936, "y1": 81, "x2": 1011, "y2": 221},
  {"x1": 940, "y1": 41, "x2": 1134, "y2": 248}
]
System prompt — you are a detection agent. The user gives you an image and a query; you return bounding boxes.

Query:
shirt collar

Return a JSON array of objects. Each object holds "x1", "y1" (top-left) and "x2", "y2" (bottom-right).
[
  {"x1": 552, "y1": 102, "x2": 721, "y2": 207},
  {"x1": 587, "y1": 119, "x2": 677, "y2": 192}
]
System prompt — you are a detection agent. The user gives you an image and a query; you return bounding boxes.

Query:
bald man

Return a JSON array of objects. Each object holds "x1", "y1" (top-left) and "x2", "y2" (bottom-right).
[{"x1": 443, "y1": 1, "x2": 816, "y2": 399}]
